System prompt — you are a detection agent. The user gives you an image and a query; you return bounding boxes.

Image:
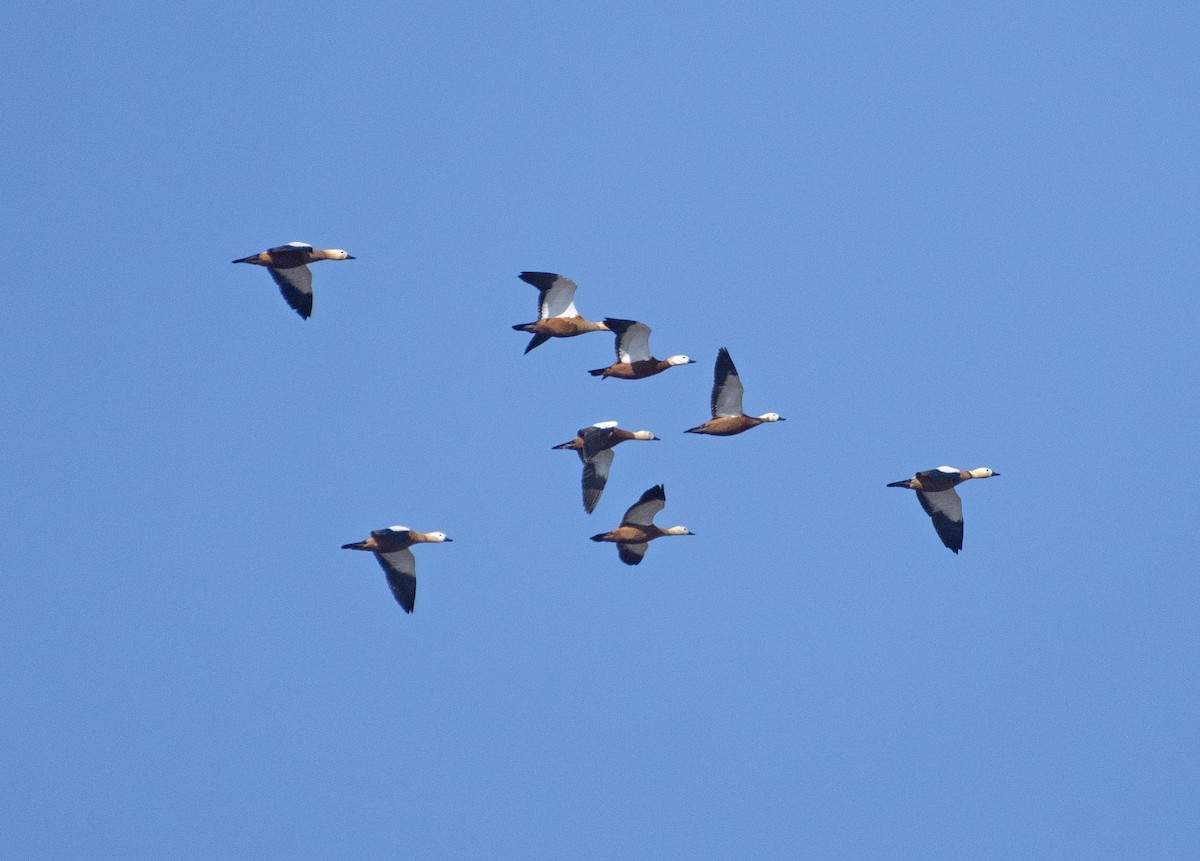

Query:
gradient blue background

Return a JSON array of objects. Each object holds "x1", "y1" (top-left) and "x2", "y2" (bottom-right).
[{"x1": 4, "y1": 2, "x2": 1198, "y2": 857}]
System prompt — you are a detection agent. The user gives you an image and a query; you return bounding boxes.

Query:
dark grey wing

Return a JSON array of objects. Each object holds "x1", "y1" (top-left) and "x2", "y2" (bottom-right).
[
  {"x1": 524, "y1": 333, "x2": 552, "y2": 354},
  {"x1": 370, "y1": 527, "x2": 413, "y2": 540},
  {"x1": 581, "y1": 448, "x2": 614, "y2": 514},
  {"x1": 917, "y1": 466, "x2": 964, "y2": 482},
  {"x1": 617, "y1": 542, "x2": 649, "y2": 565},
  {"x1": 622, "y1": 484, "x2": 666, "y2": 526},
  {"x1": 376, "y1": 548, "x2": 417, "y2": 612},
  {"x1": 519, "y1": 271, "x2": 579, "y2": 319},
  {"x1": 268, "y1": 264, "x2": 313, "y2": 319},
  {"x1": 711, "y1": 347, "x2": 745, "y2": 417},
  {"x1": 917, "y1": 489, "x2": 964, "y2": 553},
  {"x1": 603, "y1": 319, "x2": 652, "y2": 362},
  {"x1": 579, "y1": 425, "x2": 617, "y2": 460}
]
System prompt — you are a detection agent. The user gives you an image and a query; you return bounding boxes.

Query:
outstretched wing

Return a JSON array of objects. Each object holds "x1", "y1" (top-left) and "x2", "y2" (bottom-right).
[
  {"x1": 617, "y1": 542, "x2": 649, "y2": 565},
  {"x1": 711, "y1": 347, "x2": 745, "y2": 417},
  {"x1": 375, "y1": 547, "x2": 418, "y2": 612},
  {"x1": 268, "y1": 264, "x2": 314, "y2": 319},
  {"x1": 604, "y1": 319, "x2": 652, "y2": 362},
  {"x1": 581, "y1": 448, "x2": 614, "y2": 514},
  {"x1": 917, "y1": 489, "x2": 964, "y2": 553},
  {"x1": 621, "y1": 484, "x2": 666, "y2": 526},
  {"x1": 520, "y1": 271, "x2": 580, "y2": 319}
]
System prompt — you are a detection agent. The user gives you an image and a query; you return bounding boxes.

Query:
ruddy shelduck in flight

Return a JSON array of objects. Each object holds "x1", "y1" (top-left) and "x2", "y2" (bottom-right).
[
  {"x1": 588, "y1": 319, "x2": 694, "y2": 380},
  {"x1": 591, "y1": 484, "x2": 693, "y2": 565},
  {"x1": 340, "y1": 525, "x2": 452, "y2": 613},
  {"x1": 233, "y1": 242, "x2": 354, "y2": 319},
  {"x1": 553, "y1": 421, "x2": 660, "y2": 513},
  {"x1": 685, "y1": 348, "x2": 784, "y2": 436},
  {"x1": 511, "y1": 272, "x2": 610, "y2": 353},
  {"x1": 887, "y1": 466, "x2": 999, "y2": 553}
]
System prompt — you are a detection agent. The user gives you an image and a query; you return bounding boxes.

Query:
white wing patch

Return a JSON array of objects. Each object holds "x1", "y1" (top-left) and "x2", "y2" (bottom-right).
[
  {"x1": 713, "y1": 370, "x2": 744, "y2": 418},
  {"x1": 617, "y1": 323, "x2": 652, "y2": 363},
  {"x1": 554, "y1": 300, "x2": 579, "y2": 319},
  {"x1": 935, "y1": 465, "x2": 960, "y2": 474},
  {"x1": 541, "y1": 277, "x2": 580, "y2": 319}
]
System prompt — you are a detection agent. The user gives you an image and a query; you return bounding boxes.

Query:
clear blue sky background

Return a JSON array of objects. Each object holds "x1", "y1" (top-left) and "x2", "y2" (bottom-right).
[{"x1": 3, "y1": 2, "x2": 1198, "y2": 858}]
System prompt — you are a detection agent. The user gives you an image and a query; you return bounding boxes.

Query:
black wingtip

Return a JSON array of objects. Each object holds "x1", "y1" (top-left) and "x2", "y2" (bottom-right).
[
  {"x1": 639, "y1": 484, "x2": 666, "y2": 503},
  {"x1": 518, "y1": 271, "x2": 560, "y2": 289},
  {"x1": 601, "y1": 317, "x2": 638, "y2": 331},
  {"x1": 524, "y1": 333, "x2": 551, "y2": 353}
]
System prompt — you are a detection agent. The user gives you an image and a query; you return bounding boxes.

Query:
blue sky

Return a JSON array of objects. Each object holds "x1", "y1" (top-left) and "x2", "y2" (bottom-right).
[{"x1": 3, "y1": 1, "x2": 1198, "y2": 857}]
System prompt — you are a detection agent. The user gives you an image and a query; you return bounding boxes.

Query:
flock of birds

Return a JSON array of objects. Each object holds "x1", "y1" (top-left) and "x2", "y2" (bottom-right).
[{"x1": 234, "y1": 243, "x2": 1000, "y2": 614}]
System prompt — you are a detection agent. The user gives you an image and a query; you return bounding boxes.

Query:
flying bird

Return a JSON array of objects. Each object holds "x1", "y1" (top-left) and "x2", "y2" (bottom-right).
[
  {"x1": 233, "y1": 242, "x2": 354, "y2": 319},
  {"x1": 511, "y1": 272, "x2": 610, "y2": 353},
  {"x1": 591, "y1": 484, "x2": 693, "y2": 565},
  {"x1": 340, "y1": 525, "x2": 452, "y2": 613},
  {"x1": 685, "y1": 348, "x2": 784, "y2": 435},
  {"x1": 887, "y1": 466, "x2": 999, "y2": 553},
  {"x1": 588, "y1": 319, "x2": 694, "y2": 379},
  {"x1": 553, "y1": 421, "x2": 660, "y2": 513}
]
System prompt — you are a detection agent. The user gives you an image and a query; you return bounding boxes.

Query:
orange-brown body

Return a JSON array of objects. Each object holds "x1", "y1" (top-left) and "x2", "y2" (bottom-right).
[
  {"x1": 343, "y1": 530, "x2": 445, "y2": 553},
  {"x1": 590, "y1": 359, "x2": 674, "y2": 380},
  {"x1": 554, "y1": 427, "x2": 649, "y2": 451},
  {"x1": 515, "y1": 316, "x2": 609, "y2": 339},
  {"x1": 591, "y1": 524, "x2": 670, "y2": 544},
  {"x1": 685, "y1": 415, "x2": 770, "y2": 436},
  {"x1": 888, "y1": 471, "x2": 968, "y2": 492},
  {"x1": 235, "y1": 247, "x2": 345, "y2": 269}
]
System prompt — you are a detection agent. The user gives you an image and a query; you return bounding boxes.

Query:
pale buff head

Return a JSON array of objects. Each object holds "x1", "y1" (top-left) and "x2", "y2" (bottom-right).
[
  {"x1": 663, "y1": 526, "x2": 694, "y2": 536},
  {"x1": 420, "y1": 531, "x2": 453, "y2": 542},
  {"x1": 632, "y1": 430, "x2": 659, "y2": 440},
  {"x1": 319, "y1": 249, "x2": 355, "y2": 260},
  {"x1": 967, "y1": 467, "x2": 999, "y2": 479},
  {"x1": 666, "y1": 355, "x2": 696, "y2": 366},
  {"x1": 756, "y1": 413, "x2": 784, "y2": 422}
]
